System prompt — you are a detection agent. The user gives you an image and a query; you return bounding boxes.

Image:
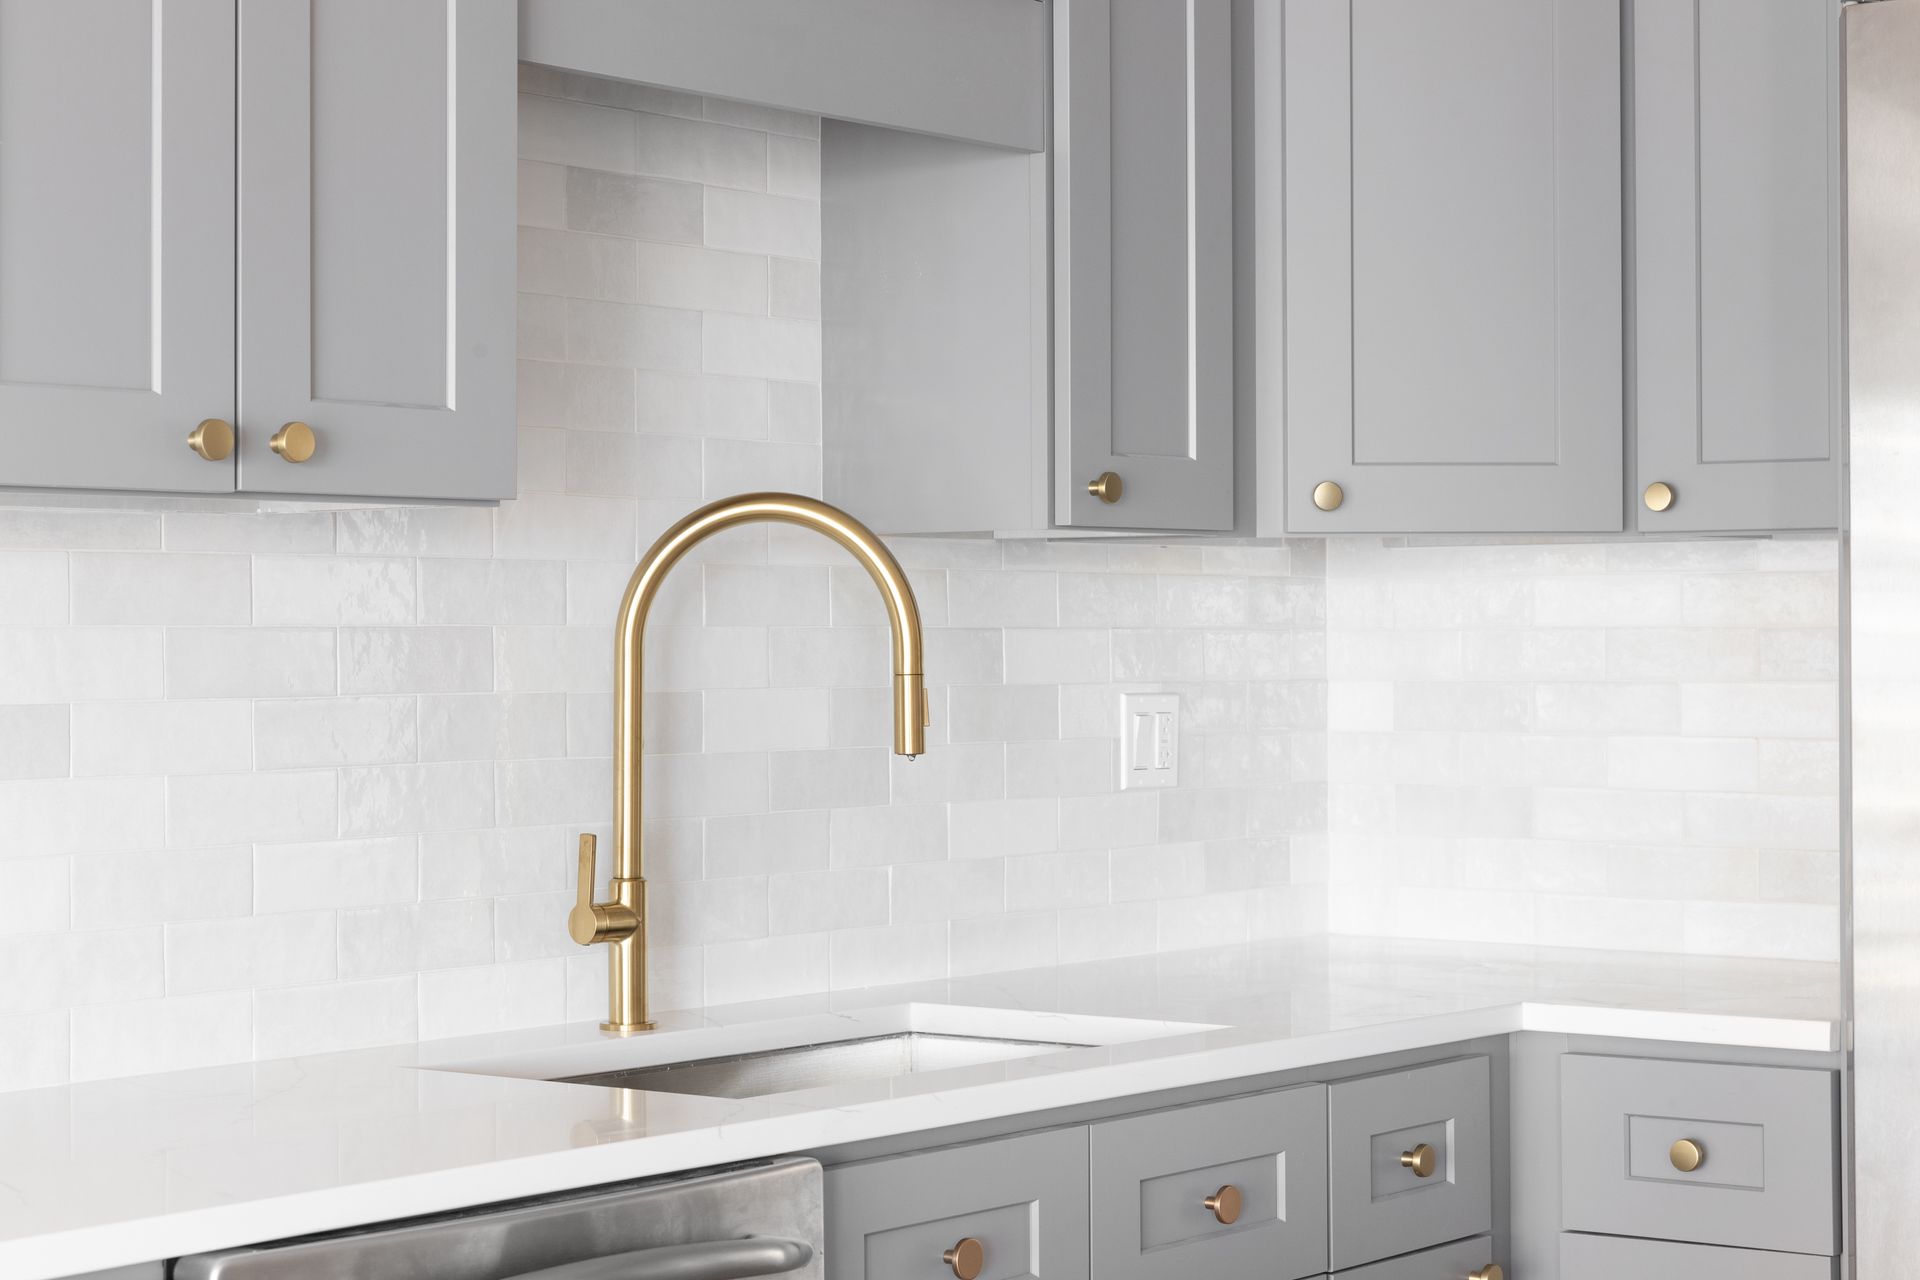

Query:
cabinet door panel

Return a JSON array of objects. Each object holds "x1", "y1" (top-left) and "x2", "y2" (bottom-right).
[
  {"x1": 1283, "y1": 0, "x2": 1623, "y2": 533},
  {"x1": 0, "y1": 0, "x2": 234, "y2": 493},
  {"x1": 1634, "y1": 0, "x2": 1839, "y2": 531},
  {"x1": 238, "y1": 0, "x2": 515, "y2": 500},
  {"x1": 1056, "y1": 0, "x2": 1233, "y2": 531}
]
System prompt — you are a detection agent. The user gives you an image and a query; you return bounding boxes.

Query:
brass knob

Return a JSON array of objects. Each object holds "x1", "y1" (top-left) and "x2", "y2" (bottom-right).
[
  {"x1": 1670, "y1": 1137, "x2": 1705, "y2": 1172},
  {"x1": 1468, "y1": 1266, "x2": 1503, "y2": 1280},
  {"x1": 943, "y1": 1237, "x2": 984, "y2": 1280},
  {"x1": 1204, "y1": 1184, "x2": 1243, "y2": 1225},
  {"x1": 1312, "y1": 480, "x2": 1344, "y2": 511},
  {"x1": 270, "y1": 420, "x2": 317, "y2": 463},
  {"x1": 1400, "y1": 1142, "x2": 1438, "y2": 1178},
  {"x1": 1087, "y1": 471, "x2": 1123, "y2": 504},
  {"x1": 187, "y1": 418, "x2": 234, "y2": 462},
  {"x1": 1644, "y1": 480, "x2": 1675, "y2": 512}
]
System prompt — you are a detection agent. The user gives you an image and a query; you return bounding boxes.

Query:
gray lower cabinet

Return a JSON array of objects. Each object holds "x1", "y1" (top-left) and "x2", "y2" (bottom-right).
[
  {"x1": 1330, "y1": 1234, "x2": 1497, "y2": 1280},
  {"x1": 1088, "y1": 1085, "x2": 1329, "y2": 1280},
  {"x1": 1328, "y1": 1056, "x2": 1493, "y2": 1270},
  {"x1": 823, "y1": 1126, "x2": 1089, "y2": 1280},
  {"x1": 1632, "y1": 0, "x2": 1842, "y2": 532},
  {"x1": 1560, "y1": 1232, "x2": 1840, "y2": 1280},
  {"x1": 0, "y1": 0, "x2": 237, "y2": 495},
  {"x1": 1277, "y1": 0, "x2": 1624, "y2": 535},
  {"x1": 1560, "y1": 1054, "x2": 1839, "y2": 1257}
]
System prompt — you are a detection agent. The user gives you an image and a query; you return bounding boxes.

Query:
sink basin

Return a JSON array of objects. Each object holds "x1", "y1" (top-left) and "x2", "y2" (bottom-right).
[
  {"x1": 557, "y1": 1031, "x2": 1083, "y2": 1099},
  {"x1": 425, "y1": 1004, "x2": 1219, "y2": 1101}
]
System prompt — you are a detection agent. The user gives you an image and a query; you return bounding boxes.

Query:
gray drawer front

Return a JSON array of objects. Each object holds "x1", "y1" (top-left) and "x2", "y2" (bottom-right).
[
  {"x1": 1328, "y1": 1056, "x2": 1492, "y2": 1270},
  {"x1": 1561, "y1": 1232, "x2": 1839, "y2": 1280},
  {"x1": 1331, "y1": 1234, "x2": 1496, "y2": 1280},
  {"x1": 1089, "y1": 1084, "x2": 1329, "y2": 1280},
  {"x1": 1560, "y1": 1054, "x2": 1838, "y2": 1255},
  {"x1": 824, "y1": 1126, "x2": 1088, "y2": 1280}
]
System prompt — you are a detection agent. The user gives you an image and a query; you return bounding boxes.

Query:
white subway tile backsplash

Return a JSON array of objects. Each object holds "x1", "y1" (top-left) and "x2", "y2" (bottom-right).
[
  {"x1": 71, "y1": 553, "x2": 249, "y2": 625},
  {"x1": 0, "y1": 705, "x2": 69, "y2": 779}
]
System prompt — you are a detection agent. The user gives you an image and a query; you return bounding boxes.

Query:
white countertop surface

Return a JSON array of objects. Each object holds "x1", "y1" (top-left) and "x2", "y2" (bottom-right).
[{"x1": 0, "y1": 935, "x2": 1841, "y2": 1280}]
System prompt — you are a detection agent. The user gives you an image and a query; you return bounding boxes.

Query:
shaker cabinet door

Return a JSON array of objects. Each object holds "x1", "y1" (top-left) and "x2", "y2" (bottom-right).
[
  {"x1": 1633, "y1": 0, "x2": 1841, "y2": 532},
  {"x1": 237, "y1": 0, "x2": 516, "y2": 500},
  {"x1": 1282, "y1": 0, "x2": 1624, "y2": 533},
  {"x1": 1055, "y1": 0, "x2": 1234, "y2": 531},
  {"x1": 0, "y1": 0, "x2": 236, "y2": 494}
]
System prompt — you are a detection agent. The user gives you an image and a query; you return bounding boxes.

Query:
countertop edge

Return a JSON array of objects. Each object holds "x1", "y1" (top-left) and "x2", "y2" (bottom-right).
[{"x1": 0, "y1": 999, "x2": 1839, "y2": 1280}]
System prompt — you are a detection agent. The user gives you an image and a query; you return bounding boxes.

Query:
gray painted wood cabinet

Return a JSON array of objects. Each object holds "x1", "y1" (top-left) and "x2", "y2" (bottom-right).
[
  {"x1": 1560, "y1": 1054, "x2": 1839, "y2": 1257},
  {"x1": 1327, "y1": 1055, "x2": 1493, "y2": 1270},
  {"x1": 1329, "y1": 1234, "x2": 1496, "y2": 1280},
  {"x1": 237, "y1": 0, "x2": 516, "y2": 500},
  {"x1": 823, "y1": 1126, "x2": 1089, "y2": 1280},
  {"x1": 1279, "y1": 0, "x2": 1625, "y2": 535},
  {"x1": 1632, "y1": 0, "x2": 1842, "y2": 533},
  {"x1": 0, "y1": 0, "x2": 237, "y2": 495},
  {"x1": 1560, "y1": 1232, "x2": 1840, "y2": 1280},
  {"x1": 1054, "y1": 0, "x2": 1235, "y2": 532},
  {"x1": 1088, "y1": 1085, "x2": 1329, "y2": 1280},
  {"x1": 520, "y1": 0, "x2": 1046, "y2": 153},
  {"x1": 0, "y1": 0, "x2": 514, "y2": 502}
]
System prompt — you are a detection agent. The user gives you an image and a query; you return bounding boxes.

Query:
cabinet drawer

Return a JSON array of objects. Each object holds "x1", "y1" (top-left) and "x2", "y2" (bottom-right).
[
  {"x1": 1328, "y1": 1056, "x2": 1492, "y2": 1270},
  {"x1": 1561, "y1": 1232, "x2": 1839, "y2": 1280},
  {"x1": 823, "y1": 1126, "x2": 1088, "y2": 1280},
  {"x1": 1331, "y1": 1234, "x2": 1497, "y2": 1280},
  {"x1": 1560, "y1": 1055, "x2": 1838, "y2": 1255},
  {"x1": 1089, "y1": 1084, "x2": 1328, "y2": 1280}
]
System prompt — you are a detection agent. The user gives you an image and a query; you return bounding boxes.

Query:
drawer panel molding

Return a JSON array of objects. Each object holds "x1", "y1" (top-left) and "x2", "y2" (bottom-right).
[
  {"x1": 1560, "y1": 1231, "x2": 1839, "y2": 1280},
  {"x1": 1328, "y1": 1056, "x2": 1493, "y2": 1270},
  {"x1": 1560, "y1": 1054, "x2": 1838, "y2": 1255},
  {"x1": 1089, "y1": 1085, "x2": 1330, "y2": 1280}
]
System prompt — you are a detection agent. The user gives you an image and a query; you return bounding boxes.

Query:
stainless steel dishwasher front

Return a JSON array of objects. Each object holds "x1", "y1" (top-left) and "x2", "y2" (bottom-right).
[{"x1": 172, "y1": 1157, "x2": 824, "y2": 1280}]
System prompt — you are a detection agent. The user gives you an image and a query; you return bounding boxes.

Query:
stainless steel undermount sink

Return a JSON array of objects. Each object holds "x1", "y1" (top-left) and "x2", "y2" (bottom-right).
[
  {"x1": 556, "y1": 1031, "x2": 1085, "y2": 1099},
  {"x1": 425, "y1": 1004, "x2": 1222, "y2": 1101}
]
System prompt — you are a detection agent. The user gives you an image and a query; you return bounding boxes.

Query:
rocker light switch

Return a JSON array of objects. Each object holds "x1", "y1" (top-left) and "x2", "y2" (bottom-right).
[{"x1": 1120, "y1": 693, "x2": 1179, "y2": 790}]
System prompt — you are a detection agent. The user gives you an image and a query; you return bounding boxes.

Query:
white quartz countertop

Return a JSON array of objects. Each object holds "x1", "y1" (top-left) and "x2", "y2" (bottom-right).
[{"x1": 0, "y1": 936, "x2": 1840, "y2": 1280}]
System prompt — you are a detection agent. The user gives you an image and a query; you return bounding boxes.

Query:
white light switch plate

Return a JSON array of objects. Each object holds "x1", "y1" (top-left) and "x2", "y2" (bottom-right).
[{"x1": 1119, "y1": 693, "x2": 1179, "y2": 790}]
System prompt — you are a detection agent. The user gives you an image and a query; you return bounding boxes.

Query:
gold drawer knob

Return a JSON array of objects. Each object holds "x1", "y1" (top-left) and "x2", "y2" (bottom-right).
[
  {"x1": 1469, "y1": 1266, "x2": 1503, "y2": 1280},
  {"x1": 1400, "y1": 1142, "x2": 1438, "y2": 1178},
  {"x1": 1644, "y1": 480, "x2": 1675, "y2": 512},
  {"x1": 270, "y1": 420, "x2": 317, "y2": 463},
  {"x1": 1312, "y1": 480, "x2": 1344, "y2": 511},
  {"x1": 1087, "y1": 471, "x2": 1123, "y2": 504},
  {"x1": 187, "y1": 418, "x2": 234, "y2": 462},
  {"x1": 943, "y1": 1236, "x2": 984, "y2": 1280},
  {"x1": 1670, "y1": 1137, "x2": 1705, "y2": 1172},
  {"x1": 1204, "y1": 1183, "x2": 1243, "y2": 1225}
]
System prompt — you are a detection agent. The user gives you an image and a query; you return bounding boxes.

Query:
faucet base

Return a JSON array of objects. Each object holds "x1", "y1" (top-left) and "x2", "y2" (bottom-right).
[{"x1": 599, "y1": 1020, "x2": 657, "y2": 1036}]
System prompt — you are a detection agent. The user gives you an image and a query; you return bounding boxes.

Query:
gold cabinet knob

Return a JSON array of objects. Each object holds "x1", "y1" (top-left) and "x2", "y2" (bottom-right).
[
  {"x1": 1204, "y1": 1183, "x2": 1243, "y2": 1225},
  {"x1": 270, "y1": 420, "x2": 317, "y2": 463},
  {"x1": 1087, "y1": 471, "x2": 1123, "y2": 504},
  {"x1": 1468, "y1": 1266, "x2": 1503, "y2": 1280},
  {"x1": 1670, "y1": 1137, "x2": 1705, "y2": 1172},
  {"x1": 942, "y1": 1237, "x2": 984, "y2": 1280},
  {"x1": 187, "y1": 418, "x2": 235, "y2": 462},
  {"x1": 1644, "y1": 480, "x2": 1675, "y2": 512},
  {"x1": 1312, "y1": 480, "x2": 1344, "y2": 511},
  {"x1": 1400, "y1": 1142, "x2": 1438, "y2": 1178}
]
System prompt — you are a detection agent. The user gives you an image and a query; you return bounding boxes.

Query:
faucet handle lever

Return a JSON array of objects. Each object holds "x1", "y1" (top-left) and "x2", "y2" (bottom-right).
[
  {"x1": 574, "y1": 834, "x2": 598, "y2": 910},
  {"x1": 569, "y1": 834, "x2": 640, "y2": 947}
]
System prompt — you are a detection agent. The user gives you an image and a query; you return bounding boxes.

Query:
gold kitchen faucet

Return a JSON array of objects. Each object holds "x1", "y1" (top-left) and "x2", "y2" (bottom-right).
[{"x1": 569, "y1": 493, "x2": 929, "y2": 1033}]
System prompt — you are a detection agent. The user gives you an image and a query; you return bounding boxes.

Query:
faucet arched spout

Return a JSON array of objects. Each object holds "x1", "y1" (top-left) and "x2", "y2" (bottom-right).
[{"x1": 572, "y1": 493, "x2": 928, "y2": 1034}]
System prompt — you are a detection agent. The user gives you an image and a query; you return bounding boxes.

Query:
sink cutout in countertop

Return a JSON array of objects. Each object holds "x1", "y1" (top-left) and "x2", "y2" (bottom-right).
[{"x1": 422, "y1": 1003, "x2": 1223, "y2": 1101}]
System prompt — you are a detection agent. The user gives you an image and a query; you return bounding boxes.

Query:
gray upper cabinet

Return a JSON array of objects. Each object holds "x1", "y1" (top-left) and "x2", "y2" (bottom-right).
[
  {"x1": 1632, "y1": 0, "x2": 1841, "y2": 532},
  {"x1": 1055, "y1": 0, "x2": 1235, "y2": 531},
  {"x1": 238, "y1": 0, "x2": 516, "y2": 500},
  {"x1": 1278, "y1": 0, "x2": 1624, "y2": 534},
  {"x1": 0, "y1": 0, "x2": 236, "y2": 495},
  {"x1": 0, "y1": 0, "x2": 513, "y2": 503}
]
